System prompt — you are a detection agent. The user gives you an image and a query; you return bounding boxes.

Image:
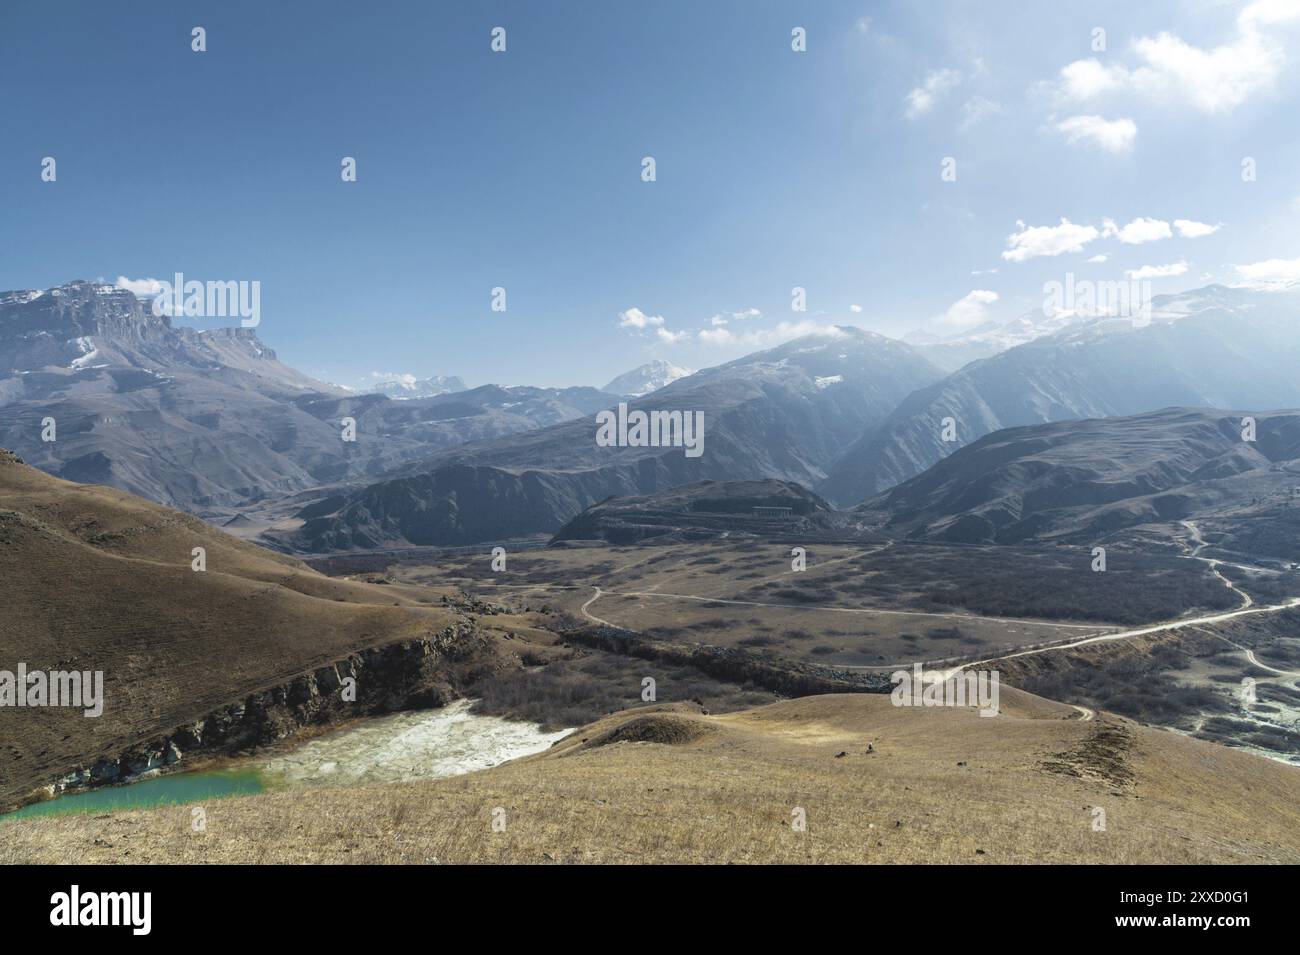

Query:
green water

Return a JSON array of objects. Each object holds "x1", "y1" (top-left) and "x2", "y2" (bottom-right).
[
  {"x1": 3, "y1": 701, "x2": 566, "y2": 821},
  {"x1": 3, "y1": 769, "x2": 265, "y2": 820}
]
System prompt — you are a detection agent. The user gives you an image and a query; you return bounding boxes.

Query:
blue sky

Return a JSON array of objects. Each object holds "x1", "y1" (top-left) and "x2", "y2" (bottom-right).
[{"x1": 2, "y1": 0, "x2": 1298, "y2": 388}]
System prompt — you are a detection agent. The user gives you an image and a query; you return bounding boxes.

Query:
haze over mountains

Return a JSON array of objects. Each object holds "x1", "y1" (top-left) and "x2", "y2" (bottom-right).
[
  {"x1": 904, "y1": 306, "x2": 1087, "y2": 372},
  {"x1": 818, "y1": 285, "x2": 1300, "y2": 507}
]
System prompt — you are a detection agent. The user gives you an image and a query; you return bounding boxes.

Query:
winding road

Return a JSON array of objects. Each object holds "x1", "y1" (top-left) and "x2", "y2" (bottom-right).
[{"x1": 575, "y1": 519, "x2": 1300, "y2": 694}]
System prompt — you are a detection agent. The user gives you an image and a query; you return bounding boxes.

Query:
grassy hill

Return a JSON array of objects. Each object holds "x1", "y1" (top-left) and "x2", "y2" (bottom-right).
[
  {"x1": 6, "y1": 692, "x2": 1297, "y2": 864},
  {"x1": 0, "y1": 449, "x2": 473, "y2": 806}
]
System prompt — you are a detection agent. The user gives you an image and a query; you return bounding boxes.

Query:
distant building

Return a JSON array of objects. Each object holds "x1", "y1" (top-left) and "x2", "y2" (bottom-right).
[{"x1": 752, "y1": 506, "x2": 793, "y2": 518}]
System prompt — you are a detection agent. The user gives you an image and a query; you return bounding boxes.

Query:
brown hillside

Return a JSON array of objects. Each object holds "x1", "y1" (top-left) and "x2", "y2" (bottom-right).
[
  {"x1": 0, "y1": 450, "x2": 469, "y2": 803},
  {"x1": 7, "y1": 691, "x2": 1298, "y2": 864}
]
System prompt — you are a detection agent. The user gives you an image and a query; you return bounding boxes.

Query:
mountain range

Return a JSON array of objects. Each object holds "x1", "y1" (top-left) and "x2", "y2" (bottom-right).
[
  {"x1": 0, "y1": 282, "x2": 614, "y2": 517},
  {"x1": 7, "y1": 279, "x2": 1300, "y2": 552},
  {"x1": 818, "y1": 284, "x2": 1300, "y2": 507},
  {"x1": 276, "y1": 328, "x2": 944, "y2": 549}
]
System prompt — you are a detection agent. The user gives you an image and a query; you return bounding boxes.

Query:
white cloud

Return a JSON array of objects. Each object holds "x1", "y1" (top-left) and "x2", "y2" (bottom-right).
[
  {"x1": 1104, "y1": 216, "x2": 1173, "y2": 244},
  {"x1": 905, "y1": 68, "x2": 960, "y2": 119},
  {"x1": 1050, "y1": 2, "x2": 1300, "y2": 116},
  {"x1": 1086, "y1": 254, "x2": 1108, "y2": 263},
  {"x1": 1173, "y1": 218, "x2": 1223, "y2": 238},
  {"x1": 115, "y1": 276, "x2": 165, "y2": 297},
  {"x1": 620, "y1": 305, "x2": 692, "y2": 344},
  {"x1": 935, "y1": 289, "x2": 999, "y2": 333},
  {"x1": 706, "y1": 307, "x2": 760, "y2": 327},
  {"x1": 854, "y1": 16, "x2": 871, "y2": 35},
  {"x1": 849, "y1": 304, "x2": 863, "y2": 313},
  {"x1": 369, "y1": 371, "x2": 417, "y2": 384},
  {"x1": 697, "y1": 321, "x2": 846, "y2": 350},
  {"x1": 960, "y1": 96, "x2": 1003, "y2": 130},
  {"x1": 1240, "y1": 0, "x2": 1300, "y2": 29},
  {"x1": 1125, "y1": 261, "x2": 1189, "y2": 279},
  {"x1": 655, "y1": 327, "x2": 690, "y2": 344},
  {"x1": 1055, "y1": 115, "x2": 1137, "y2": 154},
  {"x1": 1002, "y1": 218, "x2": 1102, "y2": 262},
  {"x1": 1057, "y1": 58, "x2": 1125, "y2": 99},
  {"x1": 1233, "y1": 256, "x2": 1300, "y2": 289},
  {"x1": 617, "y1": 307, "x2": 665, "y2": 330},
  {"x1": 1129, "y1": 31, "x2": 1279, "y2": 114}
]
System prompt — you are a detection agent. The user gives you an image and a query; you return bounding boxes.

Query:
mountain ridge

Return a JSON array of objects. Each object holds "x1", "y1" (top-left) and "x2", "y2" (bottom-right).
[
  {"x1": 276, "y1": 327, "x2": 945, "y2": 550},
  {"x1": 0, "y1": 281, "x2": 620, "y2": 515},
  {"x1": 857, "y1": 406, "x2": 1300, "y2": 549},
  {"x1": 819, "y1": 284, "x2": 1300, "y2": 507}
]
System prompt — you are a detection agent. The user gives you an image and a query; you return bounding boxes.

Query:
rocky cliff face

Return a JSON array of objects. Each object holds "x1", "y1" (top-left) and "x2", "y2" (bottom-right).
[
  {"x1": 24, "y1": 623, "x2": 490, "y2": 809},
  {"x1": 0, "y1": 280, "x2": 322, "y2": 392}
]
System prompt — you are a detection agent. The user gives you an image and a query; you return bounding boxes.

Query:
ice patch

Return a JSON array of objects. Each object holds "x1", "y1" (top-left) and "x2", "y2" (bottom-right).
[{"x1": 261, "y1": 699, "x2": 570, "y2": 787}]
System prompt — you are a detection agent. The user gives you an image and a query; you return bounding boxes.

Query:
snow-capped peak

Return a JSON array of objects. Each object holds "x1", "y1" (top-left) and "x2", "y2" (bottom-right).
[
  {"x1": 365, "y1": 373, "x2": 468, "y2": 400},
  {"x1": 602, "y1": 359, "x2": 694, "y2": 397}
]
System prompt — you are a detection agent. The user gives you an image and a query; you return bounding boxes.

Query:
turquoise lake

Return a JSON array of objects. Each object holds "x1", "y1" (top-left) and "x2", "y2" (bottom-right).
[
  {"x1": 3, "y1": 700, "x2": 569, "y2": 820},
  {"x1": 2, "y1": 769, "x2": 265, "y2": 820}
]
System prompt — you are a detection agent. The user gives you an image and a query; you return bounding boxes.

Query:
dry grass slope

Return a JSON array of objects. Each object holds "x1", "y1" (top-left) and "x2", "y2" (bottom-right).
[
  {"x1": 6, "y1": 691, "x2": 1297, "y2": 864},
  {"x1": 0, "y1": 450, "x2": 465, "y2": 802}
]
